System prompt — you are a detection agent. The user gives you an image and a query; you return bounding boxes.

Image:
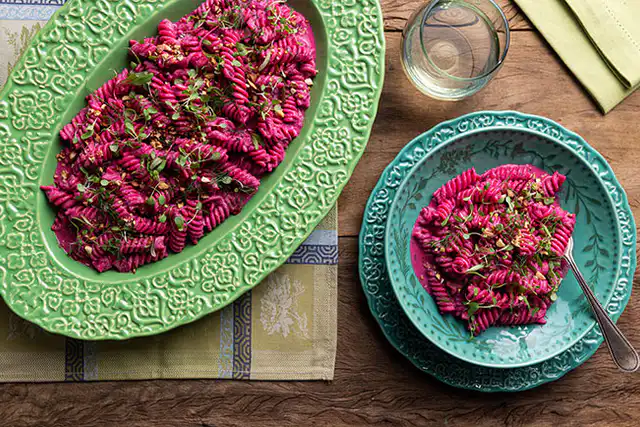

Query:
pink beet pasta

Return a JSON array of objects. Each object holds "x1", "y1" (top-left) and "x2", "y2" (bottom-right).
[
  {"x1": 42, "y1": 0, "x2": 316, "y2": 273},
  {"x1": 413, "y1": 164, "x2": 576, "y2": 335}
]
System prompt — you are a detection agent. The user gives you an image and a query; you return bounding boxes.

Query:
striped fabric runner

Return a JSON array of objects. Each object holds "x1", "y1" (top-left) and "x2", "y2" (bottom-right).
[
  {"x1": 0, "y1": 1, "x2": 65, "y2": 21},
  {"x1": 60, "y1": 224, "x2": 337, "y2": 382}
]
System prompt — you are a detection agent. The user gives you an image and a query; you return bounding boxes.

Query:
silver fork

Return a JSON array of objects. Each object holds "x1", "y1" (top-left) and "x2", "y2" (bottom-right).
[{"x1": 564, "y1": 236, "x2": 639, "y2": 372}]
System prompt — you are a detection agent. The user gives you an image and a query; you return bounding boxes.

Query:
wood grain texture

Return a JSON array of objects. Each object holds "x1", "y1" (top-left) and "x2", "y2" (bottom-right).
[
  {"x1": 2, "y1": 1, "x2": 640, "y2": 426},
  {"x1": 0, "y1": 238, "x2": 638, "y2": 427}
]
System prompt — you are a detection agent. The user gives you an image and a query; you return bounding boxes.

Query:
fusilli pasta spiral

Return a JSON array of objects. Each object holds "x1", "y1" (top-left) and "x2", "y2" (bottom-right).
[{"x1": 42, "y1": 0, "x2": 316, "y2": 272}]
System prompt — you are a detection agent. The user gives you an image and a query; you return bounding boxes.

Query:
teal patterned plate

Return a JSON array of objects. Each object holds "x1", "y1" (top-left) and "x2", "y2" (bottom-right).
[
  {"x1": 360, "y1": 111, "x2": 635, "y2": 390},
  {"x1": 385, "y1": 117, "x2": 635, "y2": 368},
  {"x1": 0, "y1": 0, "x2": 385, "y2": 340}
]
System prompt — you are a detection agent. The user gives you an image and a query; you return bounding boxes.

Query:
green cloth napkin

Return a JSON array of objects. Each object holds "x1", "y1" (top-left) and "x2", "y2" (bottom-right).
[
  {"x1": 0, "y1": 6, "x2": 337, "y2": 382},
  {"x1": 565, "y1": 0, "x2": 640, "y2": 90},
  {"x1": 514, "y1": 0, "x2": 638, "y2": 113}
]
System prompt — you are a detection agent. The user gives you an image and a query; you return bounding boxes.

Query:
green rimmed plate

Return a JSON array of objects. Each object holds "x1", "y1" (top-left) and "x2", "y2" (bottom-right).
[
  {"x1": 359, "y1": 111, "x2": 635, "y2": 391},
  {"x1": 0, "y1": 0, "x2": 385, "y2": 340}
]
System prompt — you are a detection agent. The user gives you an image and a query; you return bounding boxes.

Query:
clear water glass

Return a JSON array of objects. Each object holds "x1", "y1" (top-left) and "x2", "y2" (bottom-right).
[{"x1": 401, "y1": 0, "x2": 510, "y2": 100}]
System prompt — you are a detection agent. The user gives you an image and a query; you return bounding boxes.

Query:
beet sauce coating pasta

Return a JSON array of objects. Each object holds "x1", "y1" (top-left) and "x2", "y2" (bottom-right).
[
  {"x1": 412, "y1": 164, "x2": 576, "y2": 336},
  {"x1": 41, "y1": 0, "x2": 316, "y2": 273}
]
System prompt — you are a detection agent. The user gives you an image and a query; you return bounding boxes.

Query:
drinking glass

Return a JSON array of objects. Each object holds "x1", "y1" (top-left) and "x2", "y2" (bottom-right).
[{"x1": 401, "y1": 0, "x2": 510, "y2": 100}]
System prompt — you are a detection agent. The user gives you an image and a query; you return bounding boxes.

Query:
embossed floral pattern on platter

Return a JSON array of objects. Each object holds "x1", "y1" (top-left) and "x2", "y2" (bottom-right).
[{"x1": 0, "y1": 0, "x2": 385, "y2": 340}]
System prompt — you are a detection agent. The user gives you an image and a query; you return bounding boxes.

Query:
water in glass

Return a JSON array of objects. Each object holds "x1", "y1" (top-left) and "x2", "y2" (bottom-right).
[{"x1": 401, "y1": 0, "x2": 509, "y2": 100}]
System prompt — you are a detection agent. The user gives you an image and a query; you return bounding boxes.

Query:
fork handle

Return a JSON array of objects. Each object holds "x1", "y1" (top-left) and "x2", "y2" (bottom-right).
[{"x1": 564, "y1": 255, "x2": 639, "y2": 372}]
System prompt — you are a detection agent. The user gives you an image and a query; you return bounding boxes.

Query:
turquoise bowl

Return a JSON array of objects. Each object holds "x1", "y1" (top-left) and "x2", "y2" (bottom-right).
[{"x1": 384, "y1": 113, "x2": 636, "y2": 368}]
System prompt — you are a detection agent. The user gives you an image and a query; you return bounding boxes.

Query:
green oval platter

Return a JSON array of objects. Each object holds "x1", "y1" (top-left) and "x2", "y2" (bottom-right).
[
  {"x1": 359, "y1": 111, "x2": 635, "y2": 391},
  {"x1": 0, "y1": 0, "x2": 385, "y2": 340}
]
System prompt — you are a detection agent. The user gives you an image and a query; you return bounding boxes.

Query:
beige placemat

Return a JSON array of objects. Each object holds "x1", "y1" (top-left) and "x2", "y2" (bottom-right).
[{"x1": 0, "y1": 2, "x2": 337, "y2": 382}]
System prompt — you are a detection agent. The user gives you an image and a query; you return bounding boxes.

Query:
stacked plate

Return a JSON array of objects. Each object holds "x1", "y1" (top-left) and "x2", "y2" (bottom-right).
[{"x1": 359, "y1": 111, "x2": 636, "y2": 392}]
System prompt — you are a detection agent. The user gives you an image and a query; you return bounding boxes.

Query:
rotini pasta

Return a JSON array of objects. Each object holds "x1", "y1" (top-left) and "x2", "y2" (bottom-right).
[
  {"x1": 41, "y1": 0, "x2": 316, "y2": 272},
  {"x1": 413, "y1": 164, "x2": 576, "y2": 335}
]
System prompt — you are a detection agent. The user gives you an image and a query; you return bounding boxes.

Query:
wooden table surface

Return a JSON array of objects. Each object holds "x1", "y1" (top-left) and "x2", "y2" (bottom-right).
[{"x1": 3, "y1": 1, "x2": 640, "y2": 426}]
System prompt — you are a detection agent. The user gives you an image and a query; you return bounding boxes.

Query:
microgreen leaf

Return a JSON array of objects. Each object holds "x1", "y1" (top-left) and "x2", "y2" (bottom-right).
[
  {"x1": 158, "y1": 195, "x2": 166, "y2": 206},
  {"x1": 466, "y1": 264, "x2": 485, "y2": 273},
  {"x1": 125, "y1": 120, "x2": 136, "y2": 136},
  {"x1": 174, "y1": 215, "x2": 185, "y2": 230},
  {"x1": 251, "y1": 133, "x2": 262, "y2": 150},
  {"x1": 235, "y1": 42, "x2": 249, "y2": 56},
  {"x1": 505, "y1": 196, "x2": 514, "y2": 211},
  {"x1": 81, "y1": 127, "x2": 94, "y2": 140},
  {"x1": 467, "y1": 302, "x2": 480, "y2": 317},
  {"x1": 124, "y1": 71, "x2": 153, "y2": 86},
  {"x1": 150, "y1": 157, "x2": 163, "y2": 171}
]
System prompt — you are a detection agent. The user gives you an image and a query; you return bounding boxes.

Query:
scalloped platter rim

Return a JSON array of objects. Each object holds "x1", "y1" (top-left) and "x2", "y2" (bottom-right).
[{"x1": 0, "y1": 0, "x2": 385, "y2": 340}]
